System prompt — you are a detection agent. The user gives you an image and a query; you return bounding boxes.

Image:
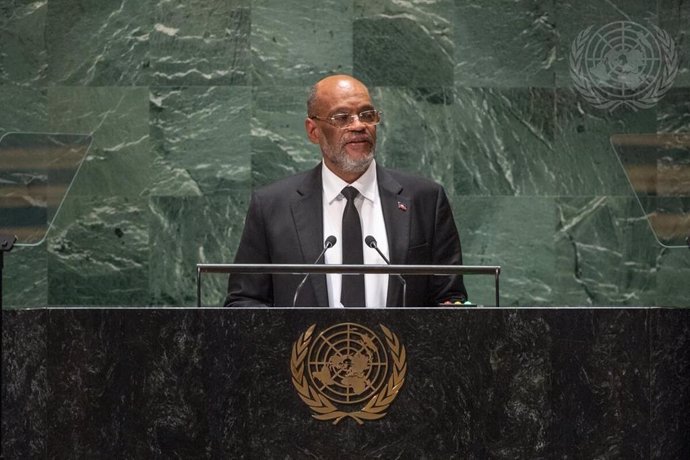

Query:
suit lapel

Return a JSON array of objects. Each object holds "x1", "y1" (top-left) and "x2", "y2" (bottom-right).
[
  {"x1": 377, "y1": 165, "x2": 410, "y2": 306},
  {"x1": 291, "y1": 164, "x2": 329, "y2": 307}
]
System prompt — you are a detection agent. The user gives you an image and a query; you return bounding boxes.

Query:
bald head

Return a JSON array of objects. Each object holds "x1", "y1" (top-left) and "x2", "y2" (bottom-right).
[{"x1": 307, "y1": 75, "x2": 371, "y2": 116}]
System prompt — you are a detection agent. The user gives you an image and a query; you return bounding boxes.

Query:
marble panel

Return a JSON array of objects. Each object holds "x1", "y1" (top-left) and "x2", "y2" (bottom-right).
[
  {"x1": 201, "y1": 311, "x2": 248, "y2": 453},
  {"x1": 47, "y1": 86, "x2": 153, "y2": 200},
  {"x1": 0, "y1": 308, "x2": 665, "y2": 456},
  {"x1": 3, "y1": 244, "x2": 47, "y2": 308},
  {"x1": 554, "y1": 88, "x2": 657, "y2": 196},
  {"x1": 0, "y1": 0, "x2": 47, "y2": 85},
  {"x1": 353, "y1": 1, "x2": 453, "y2": 87},
  {"x1": 46, "y1": 196, "x2": 150, "y2": 305},
  {"x1": 657, "y1": 88, "x2": 690, "y2": 133},
  {"x1": 251, "y1": 0, "x2": 353, "y2": 86},
  {"x1": 148, "y1": 193, "x2": 249, "y2": 306},
  {"x1": 250, "y1": 86, "x2": 321, "y2": 187},
  {"x1": 474, "y1": 311, "x2": 554, "y2": 457},
  {"x1": 45, "y1": 0, "x2": 151, "y2": 85},
  {"x1": 45, "y1": 309, "x2": 210, "y2": 456},
  {"x1": 451, "y1": 87, "x2": 557, "y2": 196},
  {"x1": 0, "y1": 87, "x2": 48, "y2": 137},
  {"x1": 659, "y1": 0, "x2": 690, "y2": 87},
  {"x1": 1, "y1": 309, "x2": 47, "y2": 457},
  {"x1": 150, "y1": 0, "x2": 250, "y2": 86},
  {"x1": 452, "y1": 196, "x2": 557, "y2": 307},
  {"x1": 554, "y1": 0, "x2": 657, "y2": 87},
  {"x1": 5, "y1": 309, "x2": 690, "y2": 456},
  {"x1": 149, "y1": 86, "x2": 251, "y2": 195},
  {"x1": 454, "y1": 0, "x2": 557, "y2": 87},
  {"x1": 554, "y1": 197, "x2": 663, "y2": 306},
  {"x1": 203, "y1": 309, "x2": 544, "y2": 457},
  {"x1": 374, "y1": 86, "x2": 456, "y2": 193},
  {"x1": 650, "y1": 309, "x2": 690, "y2": 458},
  {"x1": 656, "y1": 247, "x2": 690, "y2": 307},
  {"x1": 543, "y1": 309, "x2": 650, "y2": 458}
]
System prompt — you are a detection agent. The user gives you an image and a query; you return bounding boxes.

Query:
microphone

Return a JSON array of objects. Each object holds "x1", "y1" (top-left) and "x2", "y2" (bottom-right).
[
  {"x1": 292, "y1": 235, "x2": 336, "y2": 307},
  {"x1": 365, "y1": 235, "x2": 407, "y2": 307}
]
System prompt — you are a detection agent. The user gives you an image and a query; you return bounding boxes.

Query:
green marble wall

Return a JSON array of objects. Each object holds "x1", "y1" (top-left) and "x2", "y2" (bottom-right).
[{"x1": 1, "y1": 0, "x2": 688, "y2": 307}]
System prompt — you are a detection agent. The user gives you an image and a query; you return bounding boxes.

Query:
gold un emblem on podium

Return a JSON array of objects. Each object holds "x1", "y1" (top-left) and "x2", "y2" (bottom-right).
[{"x1": 290, "y1": 322, "x2": 407, "y2": 425}]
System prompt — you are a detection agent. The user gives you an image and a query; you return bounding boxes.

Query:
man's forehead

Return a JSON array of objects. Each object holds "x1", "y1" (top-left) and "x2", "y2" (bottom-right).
[
  {"x1": 317, "y1": 81, "x2": 371, "y2": 106},
  {"x1": 317, "y1": 76, "x2": 369, "y2": 96}
]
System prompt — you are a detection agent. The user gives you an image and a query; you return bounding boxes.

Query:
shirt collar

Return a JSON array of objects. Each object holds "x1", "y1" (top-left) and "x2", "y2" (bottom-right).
[{"x1": 322, "y1": 159, "x2": 378, "y2": 204}]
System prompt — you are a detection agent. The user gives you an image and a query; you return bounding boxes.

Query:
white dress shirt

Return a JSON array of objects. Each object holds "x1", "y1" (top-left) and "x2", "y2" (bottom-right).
[{"x1": 322, "y1": 160, "x2": 390, "y2": 308}]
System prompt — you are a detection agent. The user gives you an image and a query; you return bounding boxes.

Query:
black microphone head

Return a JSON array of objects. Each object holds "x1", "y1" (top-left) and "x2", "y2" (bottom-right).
[
  {"x1": 324, "y1": 235, "x2": 337, "y2": 248},
  {"x1": 365, "y1": 235, "x2": 377, "y2": 248}
]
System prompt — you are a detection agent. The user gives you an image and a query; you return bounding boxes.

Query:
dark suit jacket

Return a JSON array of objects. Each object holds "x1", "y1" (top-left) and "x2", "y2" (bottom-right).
[{"x1": 224, "y1": 163, "x2": 467, "y2": 307}]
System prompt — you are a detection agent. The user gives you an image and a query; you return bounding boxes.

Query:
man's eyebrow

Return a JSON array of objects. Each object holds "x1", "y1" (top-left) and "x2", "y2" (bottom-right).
[{"x1": 330, "y1": 104, "x2": 375, "y2": 114}]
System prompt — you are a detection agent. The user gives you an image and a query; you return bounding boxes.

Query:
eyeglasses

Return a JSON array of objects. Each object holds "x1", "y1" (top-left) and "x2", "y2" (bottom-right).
[{"x1": 309, "y1": 109, "x2": 382, "y2": 129}]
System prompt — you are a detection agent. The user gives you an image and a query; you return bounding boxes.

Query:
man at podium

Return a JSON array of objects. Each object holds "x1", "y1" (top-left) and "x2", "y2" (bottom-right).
[{"x1": 224, "y1": 74, "x2": 467, "y2": 308}]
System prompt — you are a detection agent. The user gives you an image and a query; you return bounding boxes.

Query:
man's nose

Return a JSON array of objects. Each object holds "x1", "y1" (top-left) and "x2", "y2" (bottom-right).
[{"x1": 347, "y1": 114, "x2": 367, "y2": 131}]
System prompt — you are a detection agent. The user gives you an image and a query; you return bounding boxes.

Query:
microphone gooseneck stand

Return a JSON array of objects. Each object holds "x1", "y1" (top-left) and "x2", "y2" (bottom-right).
[
  {"x1": 365, "y1": 235, "x2": 407, "y2": 307},
  {"x1": 292, "y1": 235, "x2": 337, "y2": 307}
]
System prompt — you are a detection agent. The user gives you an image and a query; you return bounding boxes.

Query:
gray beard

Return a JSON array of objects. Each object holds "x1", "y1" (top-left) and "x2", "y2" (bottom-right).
[{"x1": 323, "y1": 144, "x2": 375, "y2": 175}]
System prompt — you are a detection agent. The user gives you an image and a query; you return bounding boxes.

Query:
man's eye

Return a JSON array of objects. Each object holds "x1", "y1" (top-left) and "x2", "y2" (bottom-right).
[
  {"x1": 331, "y1": 114, "x2": 350, "y2": 123},
  {"x1": 359, "y1": 110, "x2": 376, "y2": 122}
]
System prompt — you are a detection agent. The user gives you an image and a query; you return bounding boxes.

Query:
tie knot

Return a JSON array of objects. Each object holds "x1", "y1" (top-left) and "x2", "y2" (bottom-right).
[{"x1": 341, "y1": 186, "x2": 359, "y2": 201}]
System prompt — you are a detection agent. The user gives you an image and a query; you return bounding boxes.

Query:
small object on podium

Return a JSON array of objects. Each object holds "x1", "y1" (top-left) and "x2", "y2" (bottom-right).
[{"x1": 446, "y1": 299, "x2": 477, "y2": 307}]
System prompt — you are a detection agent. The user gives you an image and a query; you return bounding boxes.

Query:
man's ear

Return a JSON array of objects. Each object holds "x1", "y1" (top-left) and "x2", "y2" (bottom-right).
[{"x1": 305, "y1": 118, "x2": 320, "y2": 144}]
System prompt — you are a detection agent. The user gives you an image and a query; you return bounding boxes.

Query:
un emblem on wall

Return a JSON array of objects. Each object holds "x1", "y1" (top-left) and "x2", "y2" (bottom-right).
[
  {"x1": 290, "y1": 323, "x2": 407, "y2": 424},
  {"x1": 569, "y1": 21, "x2": 678, "y2": 111}
]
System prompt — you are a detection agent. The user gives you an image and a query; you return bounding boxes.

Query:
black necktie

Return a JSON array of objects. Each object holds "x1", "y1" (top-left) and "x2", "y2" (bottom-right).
[{"x1": 341, "y1": 186, "x2": 365, "y2": 307}]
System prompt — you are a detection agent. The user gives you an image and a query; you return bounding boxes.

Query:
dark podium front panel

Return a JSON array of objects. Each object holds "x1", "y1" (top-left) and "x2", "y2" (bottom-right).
[{"x1": 2, "y1": 308, "x2": 689, "y2": 458}]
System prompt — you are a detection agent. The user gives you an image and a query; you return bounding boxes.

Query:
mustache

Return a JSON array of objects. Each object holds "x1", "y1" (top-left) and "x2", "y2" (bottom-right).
[{"x1": 343, "y1": 135, "x2": 372, "y2": 144}]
